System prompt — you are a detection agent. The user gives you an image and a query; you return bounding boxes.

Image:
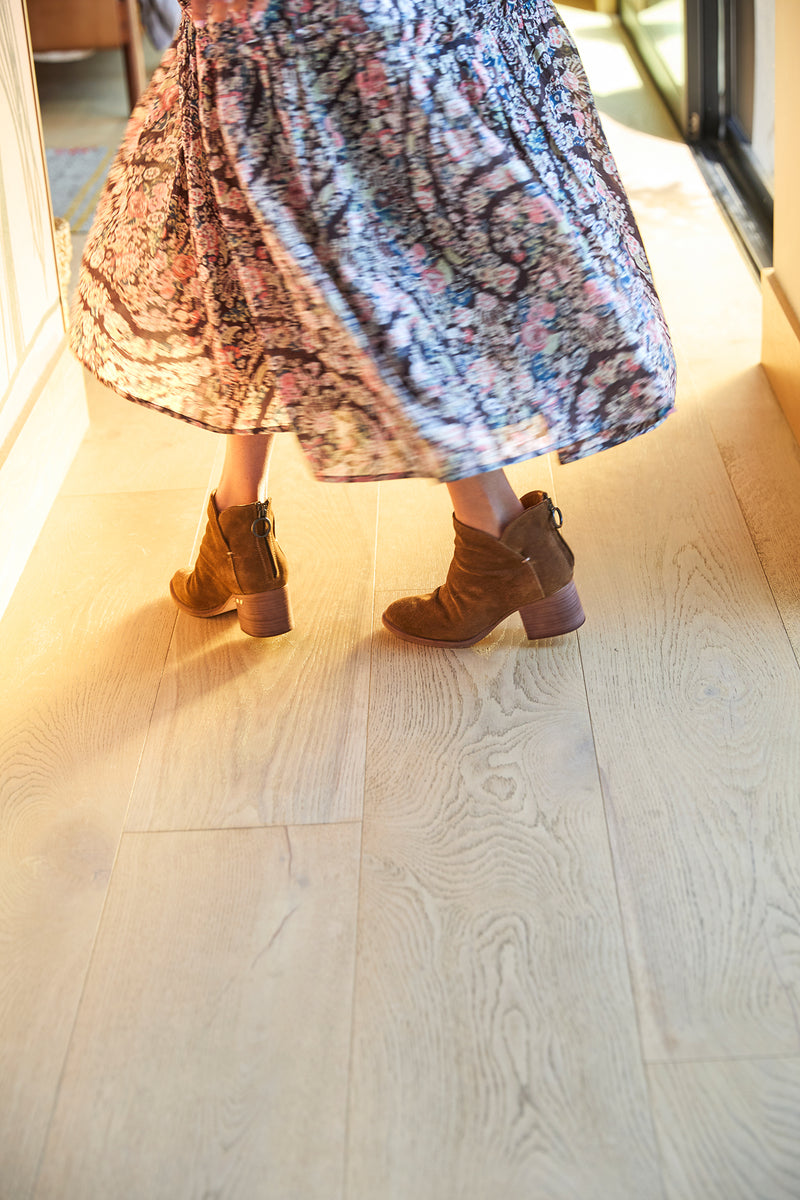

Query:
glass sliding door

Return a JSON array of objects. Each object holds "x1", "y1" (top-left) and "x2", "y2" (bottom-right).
[
  {"x1": 619, "y1": 0, "x2": 690, "y2": 133},
  {"x1": 621, "y1": 0, "x2": 774, "y2": 269},
  {"x1": 724, "y1": 0, "x2": 775, "y2": 200},
  {"x1": 711, "y1": 0, "x2": 774, "y2": 265}
]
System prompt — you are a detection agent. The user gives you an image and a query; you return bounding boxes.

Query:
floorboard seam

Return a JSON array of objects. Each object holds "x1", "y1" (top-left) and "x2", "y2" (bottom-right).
[
  {"x1": 339, "y1": 481, "x2": 380, "y2": 1200},
  {"x1": 121, "y1": 820, "x2": 364, "y2": 836},
  {"x1": 575, "y1": 627, "x2": 671, "y2": 1200},
  {"x1": 646, "y1": 1051, "x2": 800, "y2": 1067}
]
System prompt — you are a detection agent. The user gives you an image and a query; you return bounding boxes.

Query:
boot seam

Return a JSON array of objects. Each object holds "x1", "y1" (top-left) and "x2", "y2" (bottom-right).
[
  {"x1": 227, "y1": 550, "x2": 245, "y2": 593},
  {"x1": 522, "y1": 558, "x2": 546, "y2": 601}
]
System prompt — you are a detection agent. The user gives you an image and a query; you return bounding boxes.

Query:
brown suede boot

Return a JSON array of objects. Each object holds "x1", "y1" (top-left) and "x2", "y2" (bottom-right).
[
  {"x1": 381, "y1": 491, "x2": 584, "y2": 648},
  {"x1": 170, "y1": 492, "x2": 292, "y2": 637}
]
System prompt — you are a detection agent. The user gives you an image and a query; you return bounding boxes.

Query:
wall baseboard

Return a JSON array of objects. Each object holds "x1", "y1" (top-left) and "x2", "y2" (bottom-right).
[
  {"x1": 0, "y1": 339, "x2": 88, "y2": 622},
  {"x1": 762, "y1": 269, "x2": 800, "y2": 450}
]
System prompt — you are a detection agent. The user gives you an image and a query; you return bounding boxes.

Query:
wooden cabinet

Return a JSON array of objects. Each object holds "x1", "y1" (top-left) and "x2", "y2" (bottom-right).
[{"x1": 25, "y1": 0, "x2": 146, "y2": 110}]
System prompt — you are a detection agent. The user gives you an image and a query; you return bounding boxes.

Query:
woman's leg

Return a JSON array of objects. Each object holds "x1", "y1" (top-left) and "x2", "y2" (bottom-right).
[
  {"x1": 445, "y1": 469, "x2": 524, "y2": 536},
  {"x1": 214, "y1": 432, "x2": 274, "y2": 510},
  {"x1": 218, "y1": 441, "x2": 522, "y2": 528}
]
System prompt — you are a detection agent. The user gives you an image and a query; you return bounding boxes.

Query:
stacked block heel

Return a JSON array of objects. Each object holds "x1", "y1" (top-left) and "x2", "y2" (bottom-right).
[
  {"x1": 234, "y1": 585, "x2": 293, "y2": 638},
  {"x1": 518, "y1": 581, "x2": 585, "y2": 640}
]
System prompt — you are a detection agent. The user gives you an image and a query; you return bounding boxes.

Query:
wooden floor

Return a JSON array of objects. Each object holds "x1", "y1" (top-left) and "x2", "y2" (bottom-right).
[{"x1": 4, "y1": 8, "x2": 800, "y2": 1198}]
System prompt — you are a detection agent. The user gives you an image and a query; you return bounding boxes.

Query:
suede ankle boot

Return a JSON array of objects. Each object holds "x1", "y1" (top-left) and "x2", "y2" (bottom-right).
[
  {"x1": 170, "y1": 492, "x2": 292, "y2": 637},
  {"x1": 381, "y1": 491, "x2": 584, "y2": 648}
]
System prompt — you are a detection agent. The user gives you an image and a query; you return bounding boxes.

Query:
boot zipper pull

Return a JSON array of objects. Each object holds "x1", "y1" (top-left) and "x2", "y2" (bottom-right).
[
  {"x1": 547, "y1": 498, "x2": 564, "y2": 528},
  {"x1": 250, "y1": 501, "x2": 272, "y2": 538}
]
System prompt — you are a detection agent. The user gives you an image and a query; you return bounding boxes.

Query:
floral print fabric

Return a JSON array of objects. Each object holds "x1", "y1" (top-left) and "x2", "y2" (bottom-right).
[{"x1": 71, "y1": 0, "x2": 676, "y2": 482}]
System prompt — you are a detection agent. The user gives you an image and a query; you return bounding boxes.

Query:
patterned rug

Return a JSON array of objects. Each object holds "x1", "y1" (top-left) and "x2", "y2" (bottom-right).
[{"x1": 45, "y1": 145, "x2": 114, "y2": 234}]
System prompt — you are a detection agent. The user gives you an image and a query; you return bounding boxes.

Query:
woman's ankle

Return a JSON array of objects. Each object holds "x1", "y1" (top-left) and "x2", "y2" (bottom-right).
[
  {"x1": 214, "y1": 432, "x2": 274, "y2": 513},
  {"x1": 446, "y1": 472, "x2": 524, "y2": 537},
  {"x1": 213, "y1": 485, "x2": 262, "y2": 512}
]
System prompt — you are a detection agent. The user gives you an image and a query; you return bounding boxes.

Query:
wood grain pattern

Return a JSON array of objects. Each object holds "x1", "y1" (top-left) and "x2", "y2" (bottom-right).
[
  {"x1": 591, "y1": 58, "x2": 800, "y2": 1063},
  {"x1": 701, "y1": 362, "x2": 800, "y2": 662},
  {"x1": 646, "y1": 200, "x2": 800, "y2": 667},
  {"x1": 649, "y1": 1057, "x2": 800, "y2": 1200},
  {"x1": 0, "y1": 489, "x2": 201, "y2": 1200},
  {"x1": 555, "y1": 393, "x2": 800, "y2": 1062},
  {"x1": 33, "y1": 823, "x2": 361, "y2": 1200},
  {"x1": 346, "y1": 603, "x2": 664, "y2": 1200},
  {"x1": 126, "y1": 435, "x2": 378, "y2": 830}
]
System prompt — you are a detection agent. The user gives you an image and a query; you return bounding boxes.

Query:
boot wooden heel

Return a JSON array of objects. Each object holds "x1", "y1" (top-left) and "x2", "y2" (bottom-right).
[
  {"x1": 235, "y1": 586, "x2": 293, "y2": 638},
  {"x1": 518, "y1": 581, "x2": 585, "y2": 640}
]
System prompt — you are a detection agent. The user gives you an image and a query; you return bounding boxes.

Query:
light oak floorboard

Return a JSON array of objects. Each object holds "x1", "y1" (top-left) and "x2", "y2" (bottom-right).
[
  {"x1": 33, "y1": 824, "x2": 360, "y2": 1200},
  {"x1": 555, "y1": 390, "x2": 800, "y2": 1062},
  {"x1": 700, "y1": 364, "x2": 800, "y2": 665},
  {"x1": 578, "y1": 5, "x2": 800, "y2": 664},
  {"x1": 127, "y1": 436, "x2": 377, "y2": 829},
  {"x1": 622, "y1": 129, "x2": 800, "y2": 664},
  {"x1": 649, "y1": 1057, "x2": 800, "y2": 1200},
  {"x1": 0, "y1": 489, "x2": 201, "y2": 1200},
  {"x1": 599, "y1": 29, "x2": 800, "y2": 665},
  {"x1": 346, "y1": 601, "x2": 664, "y2": 1200},
  {"x1": 566, "y1": 14, "x2": 796, "y2": 1065}
]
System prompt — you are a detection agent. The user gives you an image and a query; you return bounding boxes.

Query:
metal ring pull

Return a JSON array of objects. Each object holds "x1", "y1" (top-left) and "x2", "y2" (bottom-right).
[
  {"x1": 251, "y1": 501, "x2": 272, "y2": 538},
  {"x1": 548, "y1": 500, "x2": 564, "y2": 528}
]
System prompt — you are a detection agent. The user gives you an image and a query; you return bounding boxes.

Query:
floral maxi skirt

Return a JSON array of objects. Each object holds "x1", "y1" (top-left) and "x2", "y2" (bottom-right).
[{"x1": 70, "y1": 0, "x2": 677, "y2": 482}]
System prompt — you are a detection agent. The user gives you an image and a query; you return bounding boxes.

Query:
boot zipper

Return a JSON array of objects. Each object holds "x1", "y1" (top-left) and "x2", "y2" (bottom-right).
[{"x1": 251, "y1": 501, "x2": 278, "y2": 579}]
